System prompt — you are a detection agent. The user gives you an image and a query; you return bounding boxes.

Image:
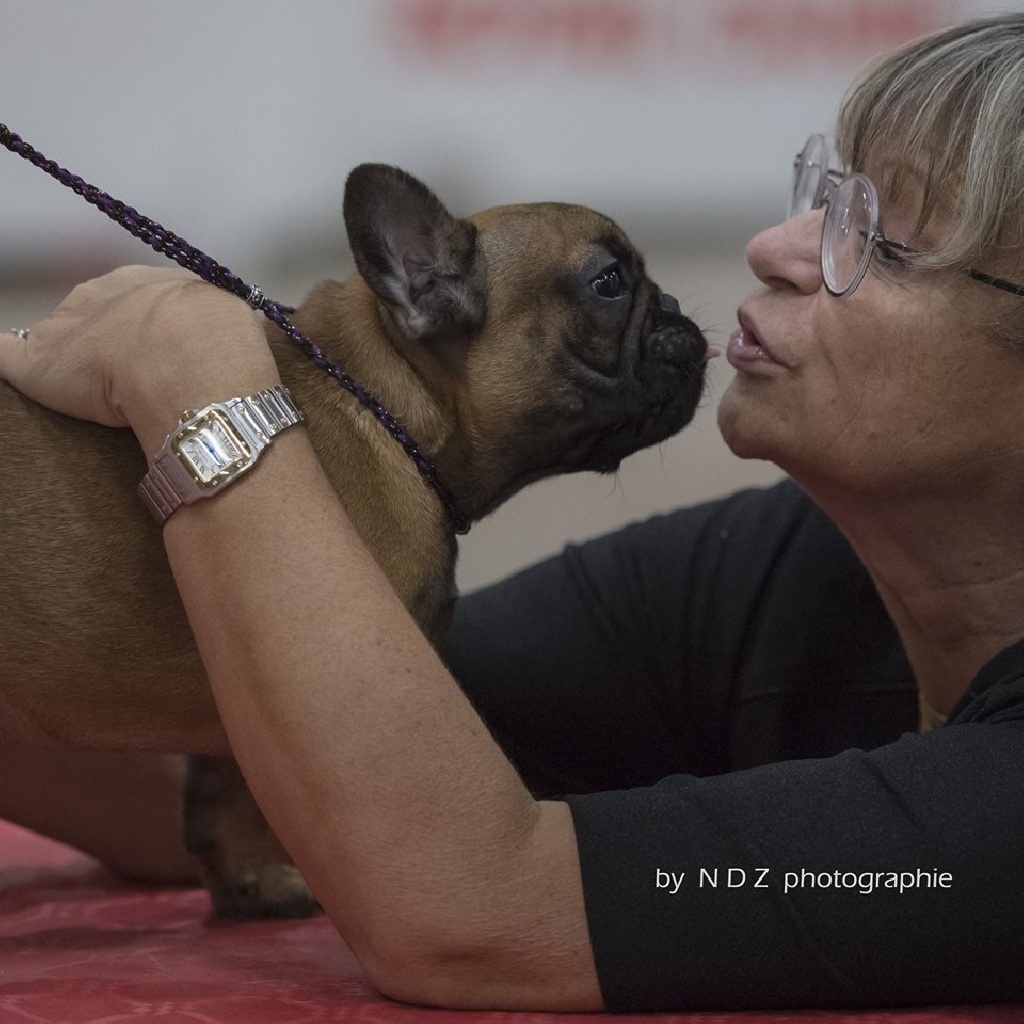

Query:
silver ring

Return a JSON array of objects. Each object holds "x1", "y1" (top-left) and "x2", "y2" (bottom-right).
[
  {"x1": 7, "y1": 328, "x2": 29, "y2": 340},
  {"x1": 245, "y1": 285, "x2": 265, "y2": 310}
]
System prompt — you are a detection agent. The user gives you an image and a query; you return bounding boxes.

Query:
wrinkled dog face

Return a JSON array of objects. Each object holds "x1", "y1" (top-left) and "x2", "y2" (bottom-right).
[
  {"x1": 552, "y1": 230, "x2": 708, "y2": 472},
  {"x1": 450, "y1": 204, "x2": 708, "y2": 508}
]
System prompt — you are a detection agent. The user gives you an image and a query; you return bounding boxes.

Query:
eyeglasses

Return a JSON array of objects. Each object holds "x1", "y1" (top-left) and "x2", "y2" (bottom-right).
[{"x1": 790, "y1": 133, "x2": 1024, "y2": 299}]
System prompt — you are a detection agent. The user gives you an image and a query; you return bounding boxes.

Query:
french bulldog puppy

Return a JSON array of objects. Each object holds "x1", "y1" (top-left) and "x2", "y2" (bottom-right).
[{"x1": 0, "y1": 164, "x2": 707, "y2": 917}]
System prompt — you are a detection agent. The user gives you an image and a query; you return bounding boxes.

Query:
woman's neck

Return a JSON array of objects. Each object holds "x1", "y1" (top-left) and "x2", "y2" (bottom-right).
[{"x1": 802, "y1": 478, "x2": 1024, "y2": 729}]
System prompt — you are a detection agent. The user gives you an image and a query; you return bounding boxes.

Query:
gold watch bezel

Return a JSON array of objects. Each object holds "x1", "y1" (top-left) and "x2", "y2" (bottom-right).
[{"x1": 170, "y1": 407, "x2": 255, "y2": 491}]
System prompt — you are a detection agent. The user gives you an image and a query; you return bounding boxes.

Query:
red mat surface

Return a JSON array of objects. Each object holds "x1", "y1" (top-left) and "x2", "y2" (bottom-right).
[{"x1": 0, "y1": 819, "x2": 1019, "y2": 1023}]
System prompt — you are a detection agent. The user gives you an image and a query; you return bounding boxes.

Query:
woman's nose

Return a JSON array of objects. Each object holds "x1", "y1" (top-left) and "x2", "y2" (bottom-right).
[{"x1": 745, "y1": 211, "x2": 824, "y2": 294}]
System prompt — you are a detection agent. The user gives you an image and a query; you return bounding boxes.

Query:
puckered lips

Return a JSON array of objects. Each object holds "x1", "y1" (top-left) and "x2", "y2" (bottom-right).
[{"x1": 727, "y1": 308, "x2": 784, "y2": 372}]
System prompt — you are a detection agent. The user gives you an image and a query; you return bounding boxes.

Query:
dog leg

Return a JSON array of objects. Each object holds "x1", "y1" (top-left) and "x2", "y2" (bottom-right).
[{"x1": 184, "y1": 755, "x2": 318, "y2": 919}]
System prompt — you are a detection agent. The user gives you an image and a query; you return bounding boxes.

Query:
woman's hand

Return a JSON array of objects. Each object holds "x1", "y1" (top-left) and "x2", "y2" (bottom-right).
[{"x1": 0, "y1": 266, "x2": 281, "y2": 452}]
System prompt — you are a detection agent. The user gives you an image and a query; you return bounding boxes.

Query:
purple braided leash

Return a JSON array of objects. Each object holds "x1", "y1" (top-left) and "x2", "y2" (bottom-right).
[{"x1": 0, "y1": 122, "x2": 469, "y2": 534}]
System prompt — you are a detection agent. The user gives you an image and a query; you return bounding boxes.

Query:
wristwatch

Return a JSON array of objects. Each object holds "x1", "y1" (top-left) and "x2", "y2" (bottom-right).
[{"x1": 138, "y1": 385, "x2": 304, "y2": 525}]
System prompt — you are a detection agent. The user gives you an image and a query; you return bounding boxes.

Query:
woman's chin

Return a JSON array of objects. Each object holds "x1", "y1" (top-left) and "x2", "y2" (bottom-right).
[{"x1": 716, "y1": 386, "x2": 782, "y2": 463}]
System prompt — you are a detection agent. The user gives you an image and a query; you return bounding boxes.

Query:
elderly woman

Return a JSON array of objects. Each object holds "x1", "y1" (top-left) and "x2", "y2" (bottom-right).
[{"x1": 2, "y1": 12, "x2": 1023, "y2": 1013}]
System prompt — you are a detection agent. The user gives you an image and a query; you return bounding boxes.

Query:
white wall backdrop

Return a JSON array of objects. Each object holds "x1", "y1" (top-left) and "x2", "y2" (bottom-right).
[
  {"x1": 3, "y1": 0, "x2": 1016, "y2": 271},
  {"x1": 3, "y1": 0, "x2": 1023, "y2": 589}
]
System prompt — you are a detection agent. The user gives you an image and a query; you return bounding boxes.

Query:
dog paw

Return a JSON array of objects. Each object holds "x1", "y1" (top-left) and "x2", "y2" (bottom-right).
[{"x1": 209, "y1": 862, "x2": 320, "y2": 920}]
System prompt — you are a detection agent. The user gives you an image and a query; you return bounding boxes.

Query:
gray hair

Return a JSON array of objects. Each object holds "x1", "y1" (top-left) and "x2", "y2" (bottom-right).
[{"x1": 836, "y1": 13, "x2": 1024, "y2": 280}]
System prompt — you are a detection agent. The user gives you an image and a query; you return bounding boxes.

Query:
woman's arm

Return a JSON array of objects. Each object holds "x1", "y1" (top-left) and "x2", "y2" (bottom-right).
[
  {"x1": 1, "y1": 269, "x2": 601, "y2": 1010},
  {"x1": 164, "y1": 432, "x2": 599, "y2": 1008}
]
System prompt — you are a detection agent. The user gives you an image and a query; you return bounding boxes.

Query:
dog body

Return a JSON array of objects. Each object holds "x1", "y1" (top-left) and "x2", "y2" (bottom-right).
[{"x1": 0, "y1": 165, "x2": 707, "y2": 913}]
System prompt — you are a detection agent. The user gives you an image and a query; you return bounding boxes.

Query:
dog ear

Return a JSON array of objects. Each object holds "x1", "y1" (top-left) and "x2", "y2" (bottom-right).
[{"x1": 343, "y1": 164, "x2": 486, "y2": 341}]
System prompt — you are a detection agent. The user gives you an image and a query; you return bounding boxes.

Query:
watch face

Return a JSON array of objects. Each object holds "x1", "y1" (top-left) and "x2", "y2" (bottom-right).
[{"x1": 173, "y1": 411, "x2": 252, "y2": 487}]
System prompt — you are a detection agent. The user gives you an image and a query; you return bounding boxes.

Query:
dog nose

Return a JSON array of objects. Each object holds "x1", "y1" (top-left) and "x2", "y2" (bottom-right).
[
  {"x1": 659, "y1": 291, "x2": 681, "y2": 316},
  {"x1": 649, "y1": 328, "x2": 706, "y2": 370}
]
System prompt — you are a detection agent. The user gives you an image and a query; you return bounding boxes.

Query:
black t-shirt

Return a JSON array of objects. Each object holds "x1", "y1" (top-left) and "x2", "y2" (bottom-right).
[{"x1": 444, "y1": 480, "x2": 1024, "y2": 1011}]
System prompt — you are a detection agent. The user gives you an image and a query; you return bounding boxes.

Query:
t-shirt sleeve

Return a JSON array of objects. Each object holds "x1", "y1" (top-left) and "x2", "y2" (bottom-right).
[{"x1": 566, "y1": 716, "x2": 1024, "y2": 1011}]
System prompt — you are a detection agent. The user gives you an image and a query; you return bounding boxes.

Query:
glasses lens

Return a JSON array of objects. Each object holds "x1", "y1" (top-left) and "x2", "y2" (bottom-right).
[
  {"x1": 789, "y1": 134, "x2": 829, "y2": 218},
  {"x1": 821, "y1": 175, "x2": 877, "y2": 296}
]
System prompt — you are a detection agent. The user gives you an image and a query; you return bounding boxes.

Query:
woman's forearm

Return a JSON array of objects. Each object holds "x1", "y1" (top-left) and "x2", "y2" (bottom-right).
[{"x1": 159, "y1": 428, "x2": 601, "y2": 1009}]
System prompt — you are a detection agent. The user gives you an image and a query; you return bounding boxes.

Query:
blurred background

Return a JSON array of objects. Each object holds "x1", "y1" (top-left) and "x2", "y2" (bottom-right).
[{"x1": 3, "y1": 0, "x2": 1021, "y2": 592}]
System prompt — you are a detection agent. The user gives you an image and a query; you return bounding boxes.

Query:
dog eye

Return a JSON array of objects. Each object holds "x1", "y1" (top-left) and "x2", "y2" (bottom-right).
[{"x1": 591, "y1": 265, "x2": 626, "y2": 299}]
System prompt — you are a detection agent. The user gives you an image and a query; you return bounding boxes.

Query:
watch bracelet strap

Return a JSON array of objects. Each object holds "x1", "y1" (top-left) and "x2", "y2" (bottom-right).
[{"x1": 138, "y1": 385, "x2": 304, "y2": 525}]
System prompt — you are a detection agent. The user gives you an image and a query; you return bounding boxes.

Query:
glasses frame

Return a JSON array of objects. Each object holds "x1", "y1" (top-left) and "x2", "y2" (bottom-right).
[{"x1": 791, "y1": 134, "x2": 1024, "y2": 299}]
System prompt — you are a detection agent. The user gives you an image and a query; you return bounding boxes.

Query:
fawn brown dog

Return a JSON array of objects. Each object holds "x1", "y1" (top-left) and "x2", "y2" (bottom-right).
[{"x1": 0, "y1": 164, "x2": 707, "y2": 916}]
